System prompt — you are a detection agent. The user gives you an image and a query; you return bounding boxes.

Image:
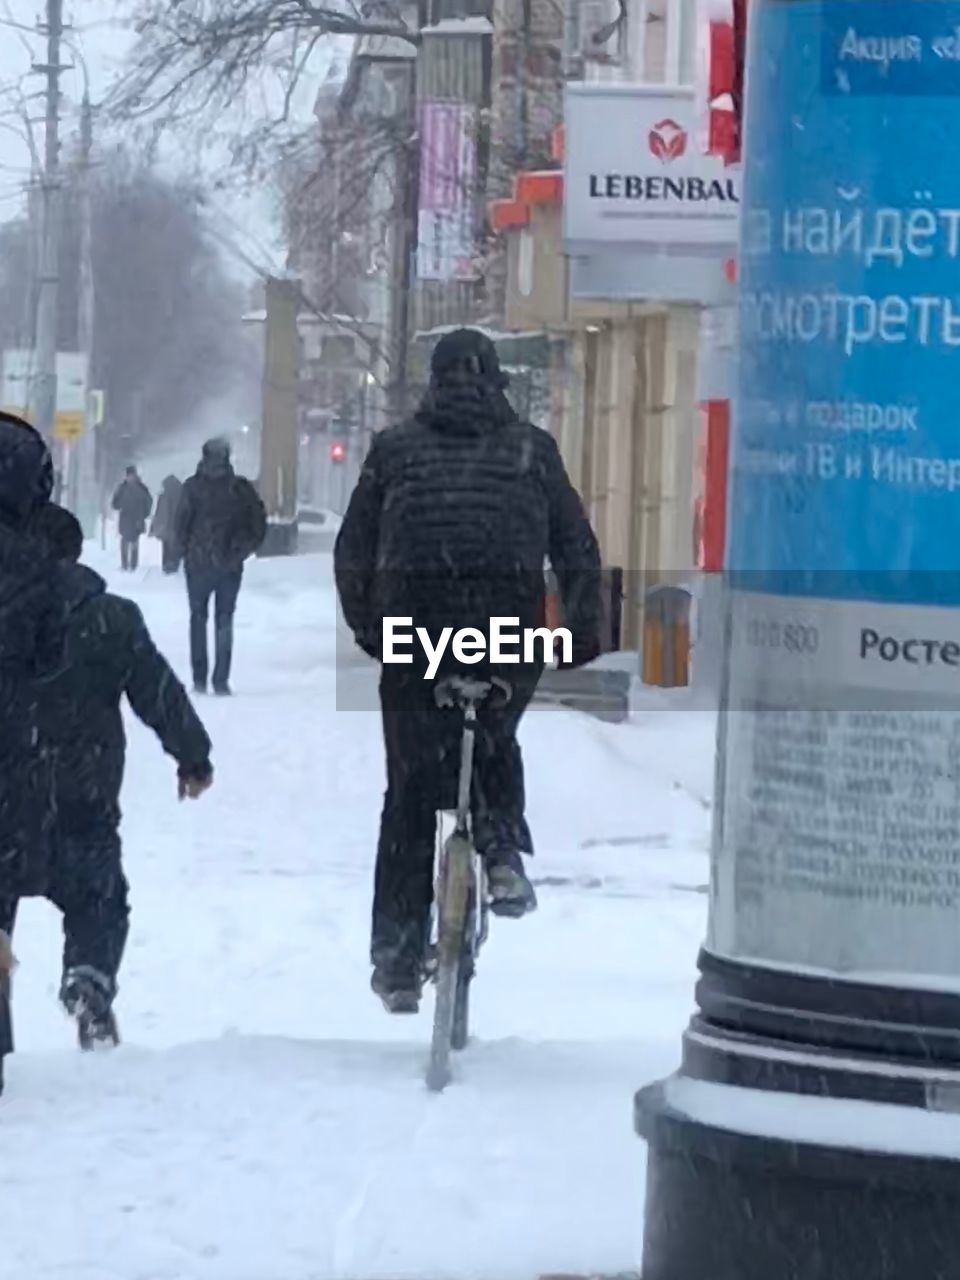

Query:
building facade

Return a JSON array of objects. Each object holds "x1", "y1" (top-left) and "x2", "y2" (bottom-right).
[
  {"x1": 491, "y1": 0, "x2": 741, "y2": 651},
  {"x1": 284, "y1": 0, "x2": 743, "y2": 619}
]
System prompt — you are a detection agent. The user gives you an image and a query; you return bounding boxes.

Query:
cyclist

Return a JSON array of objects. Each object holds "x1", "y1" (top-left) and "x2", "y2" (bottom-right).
[{"x1": 335, "y1": 328, "x2": 601, "y2": 1012}]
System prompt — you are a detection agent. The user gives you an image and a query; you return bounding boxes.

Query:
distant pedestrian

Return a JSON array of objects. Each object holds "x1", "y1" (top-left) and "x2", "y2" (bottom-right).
[
  {"x1": 175, "y1": 438, "x2": 267, "y2": 696},
  {"x1": 151, "y1": 475, "x2": 183, "y2": 574},
  {"x1": 112, "y1": 466, "x2": 152, "y2": 571}
]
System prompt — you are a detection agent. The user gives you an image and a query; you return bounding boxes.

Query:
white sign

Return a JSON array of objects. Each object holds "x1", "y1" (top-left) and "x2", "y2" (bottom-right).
[
  {"x1": 1, "y1": 349, "x2": 89, "y2": 440},
  {"x1": 0, "y1": 348, "x2": 33, "y2": 417},
  {"x1": 564, "y1": 83, "x2": 742, "y2": 249},
  {"x1": 709, "y1": 587, "x2": 960, "y2": 991}
]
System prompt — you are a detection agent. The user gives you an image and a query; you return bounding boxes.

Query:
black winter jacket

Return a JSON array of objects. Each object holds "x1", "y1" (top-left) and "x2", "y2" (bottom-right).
[
  {"x1": 334, "y1": 385, "x2": 601, "y2": 662},
  {"x1": 112, "y1": 478, "x2": 153, "y2": 539},
  {"x1": 37, "y1": 564, "x2": 212, "y2": 834},
  {"x1": 0, "y1": 417, "x2": 67, "y2": 896},
  {"x1": 175, "y1": 458, "x2": 267, "y2": 572}
]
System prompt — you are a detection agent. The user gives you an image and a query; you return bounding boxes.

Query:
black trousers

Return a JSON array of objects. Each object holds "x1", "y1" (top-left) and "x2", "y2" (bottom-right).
[
  {"x1": 120, "y1": 536, "x2": 140, "y2": 571},
  {"x1": 186, "y1": 567, "x2": 243, "y2": 689},
  {"x1": 371, "y1": 660, "x2": 541, "y2": 973},
  {"x1": 161, "y1": 541, "x2": 181, "y2": 574},
  {"x1": 0, "y1": 827, "x2": 130, "y2": 1058}
]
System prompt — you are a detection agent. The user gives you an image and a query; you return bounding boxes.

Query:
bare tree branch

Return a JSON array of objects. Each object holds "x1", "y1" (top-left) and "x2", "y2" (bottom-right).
[{"x1": 111, "y1": 0, "x2": 418, "y2": 129}]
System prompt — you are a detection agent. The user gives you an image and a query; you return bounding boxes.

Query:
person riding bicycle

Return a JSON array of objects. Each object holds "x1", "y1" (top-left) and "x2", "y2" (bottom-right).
[{"x1": 335, "y1": 328, "x2": 601, "y2": 1013}]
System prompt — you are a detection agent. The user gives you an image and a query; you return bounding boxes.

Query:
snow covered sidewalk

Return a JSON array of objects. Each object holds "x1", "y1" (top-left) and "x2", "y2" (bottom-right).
[{"x1": 1, "y1": 540, "x2": 714, "y2": 1280}]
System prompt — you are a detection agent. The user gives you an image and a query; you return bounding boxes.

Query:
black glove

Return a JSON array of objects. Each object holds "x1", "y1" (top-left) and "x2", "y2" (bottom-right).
[{"x1": 178, "y1": 762, "x2": 214, "y2": 800}]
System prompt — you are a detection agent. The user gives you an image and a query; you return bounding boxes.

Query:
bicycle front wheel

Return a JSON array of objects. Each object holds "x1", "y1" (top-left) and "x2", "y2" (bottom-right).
[
  {"x1": 427, "y1": 831, "x2": 472, "y2": 1093},
  {"x1": 451, "y1": 961, "x2": 473, "y2": 1053}
]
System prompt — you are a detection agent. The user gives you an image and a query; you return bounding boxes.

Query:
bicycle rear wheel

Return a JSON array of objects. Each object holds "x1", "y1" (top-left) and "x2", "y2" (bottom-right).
[{"x1": 427, "y1": 830, "x2": 473, "y2": 1093}]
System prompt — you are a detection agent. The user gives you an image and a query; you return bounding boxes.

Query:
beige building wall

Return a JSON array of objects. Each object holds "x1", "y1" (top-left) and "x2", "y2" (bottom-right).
[{"x1": 552, "y1": 305, "x2": 700, "y2": 649}]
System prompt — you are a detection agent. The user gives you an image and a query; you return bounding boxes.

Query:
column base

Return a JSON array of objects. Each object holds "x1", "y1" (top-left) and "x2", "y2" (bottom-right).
[
  {"x1": 258, "y1": 519, "x2": 298, "y2": 557},
  {"x1": 636, "y1": 1078, "x2": 960, "y2": 1280}
]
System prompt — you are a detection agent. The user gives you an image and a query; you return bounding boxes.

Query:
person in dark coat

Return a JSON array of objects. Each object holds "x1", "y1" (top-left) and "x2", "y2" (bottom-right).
[
  {"x1": 0, "y1": 413, "x2": 67, "y2": 1085},
  {"x1": 151, "y1": 474, "x2": 183, "y2": 574},
  {"x1": 112, "y1": 465, "x2": 153, "y2": 571},
  {"x1": 0, "y1": 414, "x2": 67, "y2": 895},
  {"x1": 334, "y1": 328, "x2": 602, "y2": 1012},
  {"x1": 174, "y1": 438, "x2": 267, "y2": 696},
  {"x1": 0, "y1": 502, "x2": 214, "y2": 1059}
]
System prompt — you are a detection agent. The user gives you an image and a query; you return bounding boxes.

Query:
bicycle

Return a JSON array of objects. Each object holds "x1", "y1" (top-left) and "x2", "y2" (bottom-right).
[{"x1": 424, "y1": 673, "x2": 512, "y2": 1093}]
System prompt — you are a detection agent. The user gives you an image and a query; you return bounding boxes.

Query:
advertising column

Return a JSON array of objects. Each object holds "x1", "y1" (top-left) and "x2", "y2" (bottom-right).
[
  {"x1": 721, "y1": 0, "x2": 960, "y2": 1029},
  {"x1": 636, "y1": 4, "x2": 960, "y2": 1277}
]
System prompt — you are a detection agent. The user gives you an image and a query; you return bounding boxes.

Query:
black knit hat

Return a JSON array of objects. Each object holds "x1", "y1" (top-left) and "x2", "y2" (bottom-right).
[
  {"x1": 430, "y1": 328, "x2": 508, "y2": 390},
  {"x1": 0, "y1": 412, "x2": 54, "y2": 528},
  {"x1": 30, "y1": 501, "x2": 83, "y2": 562},
  {"x1": 203, "y1": 437, "x2": 231, "y2": 461}
]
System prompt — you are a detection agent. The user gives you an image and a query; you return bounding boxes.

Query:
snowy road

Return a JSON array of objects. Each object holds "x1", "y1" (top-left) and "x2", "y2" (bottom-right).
[{"x1": 2, "y1": 537, "x2": 713, "y2": 1280}]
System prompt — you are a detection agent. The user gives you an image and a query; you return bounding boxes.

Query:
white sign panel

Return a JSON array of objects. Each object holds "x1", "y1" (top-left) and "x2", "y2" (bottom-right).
[
  {"x1": 564, "y1": 83, "x2": 741, "y2": 249},
  {"x1": 56, "y1": 352, "x2": 88, "y2": 413},
  {"x1": 1, "y1": 350, "x2": 89, "y2": 415},
  {"x1": 0, "y1": 348, "x2": 33, "y2": 417},
  {"x1": 709, "y1": 588, "x2": 960, "y2": 991}
]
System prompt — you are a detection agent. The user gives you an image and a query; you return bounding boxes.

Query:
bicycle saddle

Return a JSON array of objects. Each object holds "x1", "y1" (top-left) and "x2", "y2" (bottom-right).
[{"x1": 433, "y1": 674, "x2": 512, "y2": 708}]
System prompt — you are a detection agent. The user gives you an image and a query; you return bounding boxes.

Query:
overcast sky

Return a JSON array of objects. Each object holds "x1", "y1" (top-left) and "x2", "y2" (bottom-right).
[{"x1": 0, "y1": 0, "x2": 333, "y2": 280}]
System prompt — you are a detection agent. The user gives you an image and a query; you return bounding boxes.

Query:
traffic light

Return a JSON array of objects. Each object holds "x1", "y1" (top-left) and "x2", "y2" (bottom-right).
[{"x1": 330, "y1": 440, "x2": 346, "y2": 463}]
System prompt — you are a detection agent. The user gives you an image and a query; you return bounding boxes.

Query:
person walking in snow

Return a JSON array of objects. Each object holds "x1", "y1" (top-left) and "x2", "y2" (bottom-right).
[
  {"x1": 151, "y1": 474, "x2": 184, "y2": 574},
  {"x1": 0, "y1": 502, "x2": 214, "y2": 1060},
  {"x1": 112, "y1": 465, "x2": 153, "y2": 571},
  {"x1": 0, "y1": 414, "x2": 69, "y2": 1089},
  {"x1": 175, "y1": 438, "x2": 267, "y2": 696},
  {"x1": 334, "y1": 328, "x2": 602, "y2": 1013}
]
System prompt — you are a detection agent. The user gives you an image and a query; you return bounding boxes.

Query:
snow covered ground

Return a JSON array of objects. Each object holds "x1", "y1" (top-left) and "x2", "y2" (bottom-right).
[{"x1": 2, "y1": 533, "x2": 714, "y2": 1280}]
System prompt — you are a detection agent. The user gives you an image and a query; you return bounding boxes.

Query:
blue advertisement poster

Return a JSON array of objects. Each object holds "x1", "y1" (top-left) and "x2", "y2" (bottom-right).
[
  {"x1": 731, "y1": 0, "x2": 960, "y2": 602},
  {"x1": 711, "y1": 0, "x2": 960, "y2": 984}
]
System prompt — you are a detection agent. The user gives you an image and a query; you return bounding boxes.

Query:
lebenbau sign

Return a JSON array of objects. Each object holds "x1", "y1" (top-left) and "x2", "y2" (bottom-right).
[{"x1": 564, "y1": 83, "x2": 741, "y2": 252}]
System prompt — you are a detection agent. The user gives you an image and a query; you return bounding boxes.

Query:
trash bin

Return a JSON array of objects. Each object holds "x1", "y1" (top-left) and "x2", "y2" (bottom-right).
[{"x1": 642, "y1": 585, "x2": 691, "y2": 687}]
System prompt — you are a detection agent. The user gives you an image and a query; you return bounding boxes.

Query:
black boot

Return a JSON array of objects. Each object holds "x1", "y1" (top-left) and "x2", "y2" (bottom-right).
[
  {"x1": 371, "y1": 963, "x2": 422, "y2": 1015},
  {"x1": 485, "y1": 850, "x2": 538, "y2": 919},
  {"x1": 61, "y1": 968, "x2": 120, "y2": 1051}
]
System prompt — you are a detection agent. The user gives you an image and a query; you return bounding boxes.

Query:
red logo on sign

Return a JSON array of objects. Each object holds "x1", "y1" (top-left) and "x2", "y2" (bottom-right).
[{"x1": 649, "y1": 119, "x2": 687, "y2": 163}]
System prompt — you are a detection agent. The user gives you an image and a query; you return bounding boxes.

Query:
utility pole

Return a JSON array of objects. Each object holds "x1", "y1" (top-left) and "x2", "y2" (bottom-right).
[
  {"x1": 70, "y1": 90, "x2": 95, "y2": 529},
  {"x1": 29, "y1": 0, "x2": 65, "y2": 449},
  {"x1": 258, "y1": 276, "x2": 300, "y2": 555}
]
